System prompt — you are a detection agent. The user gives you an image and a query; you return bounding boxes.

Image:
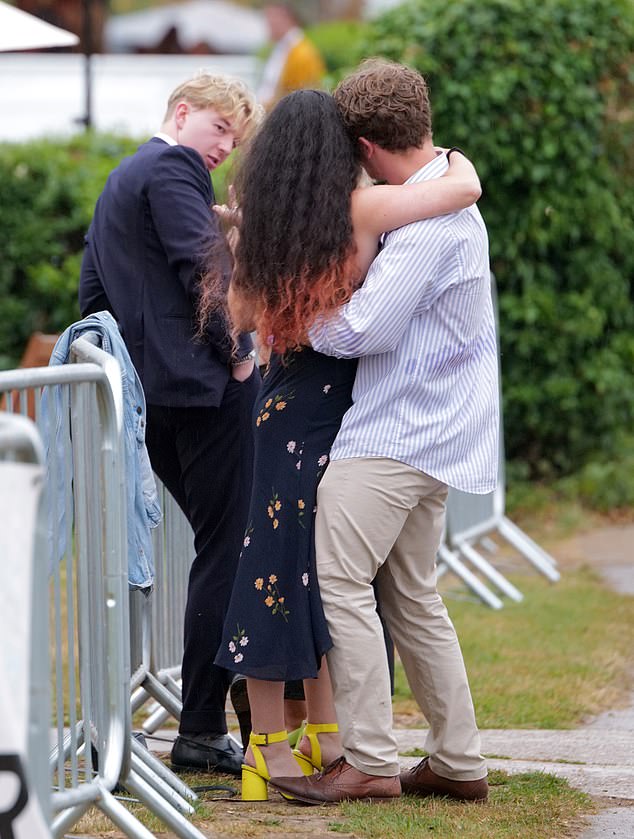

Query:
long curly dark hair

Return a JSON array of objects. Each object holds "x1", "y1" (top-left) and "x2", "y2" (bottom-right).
[{"x1": 199, "y1": 89, "x2": 362, "y2": 353}]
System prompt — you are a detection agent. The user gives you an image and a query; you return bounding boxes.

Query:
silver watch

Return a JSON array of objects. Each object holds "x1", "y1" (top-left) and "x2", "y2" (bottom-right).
[{"x1": 231, "y1": 348, "x2": 256, "y2": 366}]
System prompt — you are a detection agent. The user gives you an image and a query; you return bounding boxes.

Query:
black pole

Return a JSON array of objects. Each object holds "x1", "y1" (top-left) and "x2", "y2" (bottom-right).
[{"x1": 82, "y1": 0, "x2": 94, "y2": 130}]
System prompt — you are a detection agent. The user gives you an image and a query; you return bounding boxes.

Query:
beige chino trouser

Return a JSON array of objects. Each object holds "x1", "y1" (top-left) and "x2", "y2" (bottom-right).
[{"x1": 315, "y1": 457, "x2": 486, "y2": 781}]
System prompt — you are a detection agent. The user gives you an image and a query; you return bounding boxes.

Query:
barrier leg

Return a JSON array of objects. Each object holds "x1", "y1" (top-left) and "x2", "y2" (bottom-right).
[
  {"x1": 129, "y1": 750, "x2": 194, "y2": 815},
  {"x1": 130, "y1": 685, "x2": 151, "y2": 715},
  {"x1": 435, "y1": 559, "x2": 449, "y2": 579},
  {"x1": 142, "y1": 704, "x2": 171, "y2": 734},
  {"x1": 498, "y1": 517, "x2": 561, "y2": 581},
  {"x1": 130, "y1": 735, "x2": 197, "y2": 805},
  {"x1": 457, "y1": 542, "x2": 524, "y2": 603},
  {"x1": 96, "y1": 787, "x2": 157, "y2": 839},
  {"x1": 162, "y1": 672, "x2": 183, "y2": 700},
  {"x1": 140, "y1": 672, "x2": 183, "y2": 720},
  {"x1": 50, "y1": 802, "x2": 91, "y2": 839},
  {"x1": 123, "y1": 769, "x2": 207, "y2": 839},
  {"x1": 437, "y1": 544, "x2": 503, "y2": 609}
]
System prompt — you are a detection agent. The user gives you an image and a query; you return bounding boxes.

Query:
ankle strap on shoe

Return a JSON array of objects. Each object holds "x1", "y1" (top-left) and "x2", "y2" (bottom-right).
[
  {"x1": 249, "y1": 730, "x2": 288, "y2": 746},
  {"x1": 304, "y1": 723, "x2": 339, "y2": 734}
]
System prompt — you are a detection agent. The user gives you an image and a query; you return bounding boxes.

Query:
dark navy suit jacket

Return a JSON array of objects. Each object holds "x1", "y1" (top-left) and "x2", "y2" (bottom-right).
[{"x1": 79, "y1": 137, "x2": 251, "y2": 407}]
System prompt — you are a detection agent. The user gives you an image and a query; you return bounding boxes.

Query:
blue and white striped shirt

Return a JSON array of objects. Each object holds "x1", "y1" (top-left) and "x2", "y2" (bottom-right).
[{"x1": 309, "y1": 153, "x2": 499, "y2": 494}]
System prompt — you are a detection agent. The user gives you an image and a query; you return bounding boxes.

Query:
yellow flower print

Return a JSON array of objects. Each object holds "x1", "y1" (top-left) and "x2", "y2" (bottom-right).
[
  {"x1": 257, "y1": 573, "x2": 290, "y2": 621},
  {"x1": 298, "y1": 497, "x2": 306, "y2": 530},
  {"x1": 269, "y1": 490, "x2": 282, "y2": 528},
  {"x1": 256, "y1": 391, "x2": 295, "y2": 427}
]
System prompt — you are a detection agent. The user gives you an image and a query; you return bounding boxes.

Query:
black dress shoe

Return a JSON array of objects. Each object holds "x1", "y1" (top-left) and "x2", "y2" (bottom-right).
[
  {"x1": 171, "y1": 733, "x2": 243, "y2": 776},
  {"x1": 229, "y1": 675, "x2": 252, "y2": 748}
]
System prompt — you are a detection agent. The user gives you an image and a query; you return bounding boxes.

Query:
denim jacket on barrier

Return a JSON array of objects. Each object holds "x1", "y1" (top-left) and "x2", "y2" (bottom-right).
[{"x1": 45, "y1": 311, "x2": 162, "y2": 589}]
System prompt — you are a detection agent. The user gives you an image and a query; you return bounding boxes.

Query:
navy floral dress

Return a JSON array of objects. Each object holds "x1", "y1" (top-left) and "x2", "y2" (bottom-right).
[{"x1": 215, "y1": 347, "x2": 357, "y2": 682}]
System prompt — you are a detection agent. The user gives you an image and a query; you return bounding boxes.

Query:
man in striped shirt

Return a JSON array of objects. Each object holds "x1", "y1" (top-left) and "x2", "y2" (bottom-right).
[{"x1": 273, "y1": 60, "x2": 498, "y2": 804}]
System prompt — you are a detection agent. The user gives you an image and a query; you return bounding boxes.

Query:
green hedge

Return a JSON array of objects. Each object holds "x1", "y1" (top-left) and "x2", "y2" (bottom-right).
[
  {"x1": 0, "y1": 133, "x2": 232, "y2": 370},
  {"x1": 361, "y1": 0, "x2": 634, "y2": 481},
  {"x1": 307, "y1": 19, "x2": 371, "y2": 76},
  {"x1": 1, "y1": 0, "x2": 633, "y2": 505},
  {"x1": 0, "y1": 134, "x2": 137, "y2": 368}
]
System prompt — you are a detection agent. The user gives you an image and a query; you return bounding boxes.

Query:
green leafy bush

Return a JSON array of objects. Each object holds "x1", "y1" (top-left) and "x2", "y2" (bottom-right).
[
  {"x1": 0, "y1": 134, "x2": 139, "y2": 368},
  {"x1": 0, "y1": 133, "x2": 231, "y2": 370},
  {"x1": 307, "y1": 19, "x2": 371, "y2": 76},
  {"x1": 361, "y1": 0, "x2": 634, "y2": 480}
]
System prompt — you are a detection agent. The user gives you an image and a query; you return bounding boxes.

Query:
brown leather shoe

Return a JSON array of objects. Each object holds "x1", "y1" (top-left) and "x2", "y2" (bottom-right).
[
  {"x1": 270, "y1": 756, "x2": 401, "y2": 804},
  {"x1": 400, "y1": 757, "x2": 488, "y2": 802}
]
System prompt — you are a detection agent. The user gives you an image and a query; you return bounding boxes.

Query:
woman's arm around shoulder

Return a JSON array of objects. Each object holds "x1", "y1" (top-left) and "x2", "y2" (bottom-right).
[{"x1": 351, "y1": 150, "x2": 481, "y2": 242}]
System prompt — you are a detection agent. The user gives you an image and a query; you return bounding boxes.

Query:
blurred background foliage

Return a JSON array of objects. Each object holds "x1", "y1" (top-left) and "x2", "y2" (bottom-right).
[{"x1": 1, "y1": 0, "x2": 633, "y2": 508}]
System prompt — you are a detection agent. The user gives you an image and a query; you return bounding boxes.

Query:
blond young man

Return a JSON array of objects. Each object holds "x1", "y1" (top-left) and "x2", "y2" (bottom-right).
[{"x1": 79, "y1": 73, "x2": 263, "y2": 775}]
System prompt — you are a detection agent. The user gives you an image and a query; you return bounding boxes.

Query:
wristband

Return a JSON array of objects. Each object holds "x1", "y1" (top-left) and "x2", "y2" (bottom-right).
[
  {"x1": 446, "y1": 147, "x2": 465, "y2": 161},
  {"x1": 231, "y1": 348, "x2": 256, "y2": 366}
]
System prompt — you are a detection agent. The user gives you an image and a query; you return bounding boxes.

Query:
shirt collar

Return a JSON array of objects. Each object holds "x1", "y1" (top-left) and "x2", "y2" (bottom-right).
[
  {"x1": 405, "y1": 150, "x2": 449, "y2": 184},
  {"x1": 153, "y1": 131, "x2": 177, "y2": 146}
]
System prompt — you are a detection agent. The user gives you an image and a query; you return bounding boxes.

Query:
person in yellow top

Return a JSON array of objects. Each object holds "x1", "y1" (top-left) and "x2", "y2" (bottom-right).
[{"x1": 258, "y1": 3, "x2": 325, "y2": 110}]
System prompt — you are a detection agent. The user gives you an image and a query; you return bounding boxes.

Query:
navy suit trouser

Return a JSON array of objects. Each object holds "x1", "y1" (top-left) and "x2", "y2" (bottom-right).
[{"x1": 146, "y1": 370, "x2": 259, "y2": 735}]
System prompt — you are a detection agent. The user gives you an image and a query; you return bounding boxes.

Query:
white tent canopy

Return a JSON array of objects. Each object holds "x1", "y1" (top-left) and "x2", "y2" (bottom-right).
[
  {"x1": 106, "y1": 0, "x2": 267, "y2": 55},
  {"x1": 0, "y1": 1, "x2": 79, "y2": 52}
]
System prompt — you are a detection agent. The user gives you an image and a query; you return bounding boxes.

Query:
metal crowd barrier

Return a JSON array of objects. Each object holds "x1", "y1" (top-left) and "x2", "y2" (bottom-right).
[
  {"x1": 0, "y1": 413, "x2": 51, "y2": 839},
  {"x1": 438, "y1": 274, "x2": 560, "y2": 608},
  {"x1": 0, "y1": 338, "x2": 206, "y2": 839},
  {"x1": 130, "y1": 483, "x2": 195, "y2": 735}
]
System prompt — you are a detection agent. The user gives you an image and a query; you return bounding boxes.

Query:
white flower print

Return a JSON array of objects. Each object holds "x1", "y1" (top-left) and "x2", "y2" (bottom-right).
[
  {"x1": 243, "y1": 536, "x2": 251, "y2": 547},
  {"x1": 239, "y1": 636, "x2": 249, "y2": 647},
  {"x1": 302, "y1": 572, "x2": 309, "y2": 587},
  {"x1": 228, "y1": 641, "x2": 236, "y2": 653},
  {"x1": 318, "y1": 455, "x2": 328, "y2": 467},
  {"x1": 234, "y1": 653, "x2": 244, "y2": 663},
  {"x1": 287, "y1": 440, "x2": 296, "y2": 453},
  {"x1": 323, "y1": 384, "x2": 331, "y2": 394},
  {"x1": 296, "y1": 460, "x2": 301, "y2": 470}
]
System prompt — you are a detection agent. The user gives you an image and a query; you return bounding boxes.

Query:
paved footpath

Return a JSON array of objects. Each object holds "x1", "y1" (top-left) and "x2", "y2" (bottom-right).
[{"x1": 550, "y1": 523, "x2": 634, "y2": 836}]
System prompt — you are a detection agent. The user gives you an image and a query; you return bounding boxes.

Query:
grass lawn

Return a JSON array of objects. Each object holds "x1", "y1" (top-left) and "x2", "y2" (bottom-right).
[
  {"x1": 73, "y1": 768, "x2": 594, "y2": 839},
  {"x1": 336, "y1": 770, "x2": 592, "y2": 839},
  {"x1": 69, "y1": 563, "x2": 634, "y2": 838},
  {"x1": 394, "y1": 566, "x2": 634, "y2": 729}
]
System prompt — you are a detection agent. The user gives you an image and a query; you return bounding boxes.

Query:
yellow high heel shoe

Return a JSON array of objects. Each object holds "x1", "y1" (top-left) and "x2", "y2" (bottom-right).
[
  {"x1": 241, "y1": 730, "x2": 301, "y2": 801},
  {"x1": 292, "y1": 722, "x2": 339, "y2": 775},
  {"x1": 287, "y1": 722, "x2": 306, "y2": 749}
]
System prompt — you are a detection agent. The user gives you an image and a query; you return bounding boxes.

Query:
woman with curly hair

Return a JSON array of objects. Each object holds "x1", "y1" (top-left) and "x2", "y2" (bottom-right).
[{"x1": 208, "y1": 88, "x2": 481, "y2": 800}]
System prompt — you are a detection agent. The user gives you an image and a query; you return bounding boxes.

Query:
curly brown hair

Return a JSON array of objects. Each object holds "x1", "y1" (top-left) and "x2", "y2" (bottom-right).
[
  {"x1": 333, "y1": 58, "x2": 432, "y2": 151},
  {"x1": 200, "y1": 89, "x2": 363, "y2": 354}
]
